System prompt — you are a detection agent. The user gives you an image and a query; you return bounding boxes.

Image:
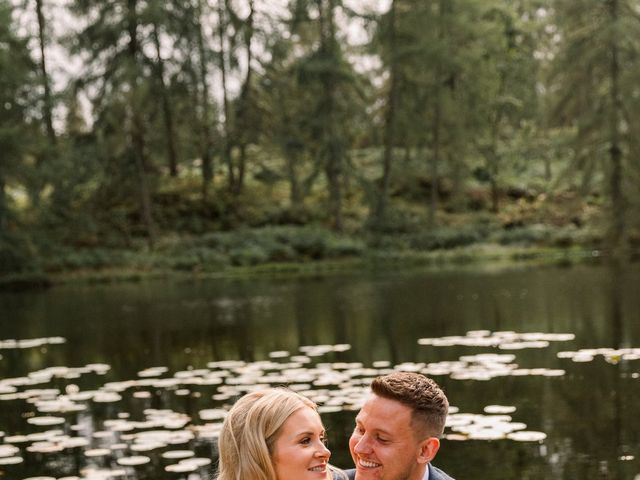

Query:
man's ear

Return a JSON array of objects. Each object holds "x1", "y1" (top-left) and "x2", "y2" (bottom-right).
[{"x1": 417, "y1": 437, "x2": 440, "y2": 465}]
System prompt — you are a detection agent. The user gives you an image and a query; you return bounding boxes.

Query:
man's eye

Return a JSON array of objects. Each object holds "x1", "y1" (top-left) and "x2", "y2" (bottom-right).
[
  {"x1": 376, "y1": 436, "x2": 389, "y2": 443},
  {"x1": 354, "y1": 425, "x2": 364, "y2": 434}
]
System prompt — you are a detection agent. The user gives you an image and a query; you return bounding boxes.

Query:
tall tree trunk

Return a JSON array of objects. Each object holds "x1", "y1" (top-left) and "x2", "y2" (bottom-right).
[
  {"x1": 35, "y1": 0, "x2": 56, "y2": 147},
  {"x1": 428, "y1": 0, "x2": 450, "y2": 227},
  {"x1": 237, "y1": 144, "x2": 247, "y2": 193},
  {"x1": 320, "y1": 0, "x2": 343, "y2": 231},
  {"x1": 580, "y1": 155, "x2": 594, "y2": 196},
  {"x1": 232, "y1": 0, "x2": 255, "y2": 195},
  {"x1": 608, "y1": 0, "x2": 625, "y2": 256},
  {"x1": 544, "y1": 157, "x2": 552, "y2": 181},
  {"x1": 217, "y1": 0, "x2": 234, "y2": 190},
  {"x1": 132, "y1": 112, "x2": 156, "y2": 247},
  {"x1": 127, "y1": 0, "x2": 155, "y2": 246},
  {"x1": 276, "y1": 84, "x2": 303, "y2": 206},
  {"x1": 285, "y1": 149, "x2": 302, "y2": 206},
  {"x1": 0, "y1": 175, "x2": 6, "y2": 234},
  {"x1": 152, "y1": 22, "x2": 178, "y2": 177},
  {"x1": 429, "y1": 98, "x2": 441, "y2": 227},
  {"x1": 373, "y1": 0, "x2": 397, "y2": 226},
  {"x1": 196, "y1": 0, "x2": 214, "y2": 200},
  {"x1": 450, "y1": 152, "x2": 465, "y2": 211},
  {"x1": 488, "y1": 146, "x2": 499, "y2": 213}
]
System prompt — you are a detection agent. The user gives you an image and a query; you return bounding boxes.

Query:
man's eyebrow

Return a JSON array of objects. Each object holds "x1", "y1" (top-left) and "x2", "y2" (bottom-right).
[{"x1": 353, "y1": 420, "x2": 392, "y2": 437}]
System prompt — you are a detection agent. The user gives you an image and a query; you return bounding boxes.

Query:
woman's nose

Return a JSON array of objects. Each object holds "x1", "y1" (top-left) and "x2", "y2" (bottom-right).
[{"x1": 315, "y1": 441, "x2": 330, "y2": 458}]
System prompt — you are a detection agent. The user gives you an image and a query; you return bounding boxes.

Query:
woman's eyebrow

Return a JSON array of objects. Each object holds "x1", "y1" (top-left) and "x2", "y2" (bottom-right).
[{"x1": 294, "y1": 430, "x2": 324, "y2": 437}]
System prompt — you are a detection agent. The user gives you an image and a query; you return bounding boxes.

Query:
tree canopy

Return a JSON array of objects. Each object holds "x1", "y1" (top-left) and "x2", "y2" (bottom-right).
[{"x1": 2, "y1": 0, "x2": 640, "y2": 274}]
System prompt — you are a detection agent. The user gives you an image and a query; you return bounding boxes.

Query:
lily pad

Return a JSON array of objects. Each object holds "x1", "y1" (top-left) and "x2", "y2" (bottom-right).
[
  {"x1": 507, "y1": 431, "x2": 547, "y2": 442},
  {"x1": 116, "y1": 455, "x2": 151, "y2": 466},
  {"x1": 27, "y1": 416, "x2": 65, "y2": 426}
]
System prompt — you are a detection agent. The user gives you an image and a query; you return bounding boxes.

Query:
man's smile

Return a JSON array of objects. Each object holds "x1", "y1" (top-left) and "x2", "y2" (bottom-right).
[{"x1": 358, "y1": 458, "x2": 382, "y2": 469}]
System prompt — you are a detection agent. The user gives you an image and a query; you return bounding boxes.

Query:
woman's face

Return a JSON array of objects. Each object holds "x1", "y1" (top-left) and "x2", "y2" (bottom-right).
[{"x1": 272, "y1": 406, "x2": 331, "y2": 480}]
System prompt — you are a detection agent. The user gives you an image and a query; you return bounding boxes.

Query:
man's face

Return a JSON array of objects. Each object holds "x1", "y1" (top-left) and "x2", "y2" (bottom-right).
[{"x1": 348, "y1": 394, "x2": 440, "y2": 480}]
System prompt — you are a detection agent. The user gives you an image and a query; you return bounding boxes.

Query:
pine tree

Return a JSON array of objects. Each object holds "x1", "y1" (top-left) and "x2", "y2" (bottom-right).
[
  {"x1": 550, "y1": 0, "x2": 640, "y2": 255},
  {"x1": 0, "y1": 2, "x2": 39, "y2": 270},
  {"x1": 68, "y1": 0, "x2": 158, "y2": 244}
]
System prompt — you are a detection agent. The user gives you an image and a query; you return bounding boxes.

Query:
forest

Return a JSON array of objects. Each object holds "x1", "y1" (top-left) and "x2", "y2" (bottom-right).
[{"x1": 1, "y1": 0, "x2": 640, "y2": 283}]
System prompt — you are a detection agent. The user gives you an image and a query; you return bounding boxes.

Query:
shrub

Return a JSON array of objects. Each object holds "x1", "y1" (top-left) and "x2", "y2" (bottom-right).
[
  {"x1": 493, "y1": 224, "x2": 550, "y2": 246},
  {"x1": 229, "y1": 244, "x2": 270, "y2": 266},
  {"x1": 40, "y1": 248, "x2": 131, "y2": 271},
  {"x1": 365, "y1": 208, "x2": 420, "y2": 234},
  {"x1": 326, "y1": 237, "x2": 366, "y2": 257},
  {"x1": 407, "y1": 227, "x2": 485, "y2": 250},
  {"x1": 0, "y1": 232, "x2": 36, "y2": 274},
  {"x1": 166, "y1": 252, "x2": 201, "y2": 271},
  {"x1": 281, "y1": 228, "x2": 330, "y2": 259}
]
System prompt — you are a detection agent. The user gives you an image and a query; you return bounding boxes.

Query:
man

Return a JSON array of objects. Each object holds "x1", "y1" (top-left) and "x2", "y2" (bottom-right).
[{"x1": 346, "y1": 371, "x2": 454, "y2": 480}]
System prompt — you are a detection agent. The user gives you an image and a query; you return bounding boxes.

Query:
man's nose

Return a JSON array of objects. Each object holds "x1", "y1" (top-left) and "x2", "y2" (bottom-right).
[{"x1": 354, "y1": 434, "x2": 372, "y2": 454}]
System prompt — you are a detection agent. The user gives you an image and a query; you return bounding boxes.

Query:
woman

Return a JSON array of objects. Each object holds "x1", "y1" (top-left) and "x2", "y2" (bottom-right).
[{"x1": 216, "y1": 388, "x2": 347, "y2": 480}]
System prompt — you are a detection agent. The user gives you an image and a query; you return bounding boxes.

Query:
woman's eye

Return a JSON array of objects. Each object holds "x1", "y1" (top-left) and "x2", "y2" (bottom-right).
[
  {"x1": 300, "y1": 437, "x2": 311, "y2": 445},
  {"x1": 321, "y1": 436, "x2": 328, "y2": 446}
]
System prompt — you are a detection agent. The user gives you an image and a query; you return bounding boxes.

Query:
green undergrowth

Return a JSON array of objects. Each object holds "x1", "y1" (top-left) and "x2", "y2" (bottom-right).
[{"x1": 0, "y1": 224, "x2": 609, "y2": 290}]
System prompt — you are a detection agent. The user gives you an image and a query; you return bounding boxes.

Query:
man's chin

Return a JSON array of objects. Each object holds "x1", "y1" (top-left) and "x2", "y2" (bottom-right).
[
  {"x1": 355, "y1": 471, "x2": 377, "y2": 480},
  {"x1": 355, "y1": 465, "x2": 381, "y2": 479}
]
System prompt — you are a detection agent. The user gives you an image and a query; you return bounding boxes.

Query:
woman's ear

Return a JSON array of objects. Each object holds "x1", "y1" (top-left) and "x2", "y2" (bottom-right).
[{"x1": 417, "y1": 437, "x2": 440, "y2": 465}]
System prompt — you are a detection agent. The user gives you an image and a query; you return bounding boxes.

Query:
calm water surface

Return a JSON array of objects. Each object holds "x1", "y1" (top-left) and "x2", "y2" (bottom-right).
[{"x1": 1, "y1": 263, "x2": 640, "y2": 479}]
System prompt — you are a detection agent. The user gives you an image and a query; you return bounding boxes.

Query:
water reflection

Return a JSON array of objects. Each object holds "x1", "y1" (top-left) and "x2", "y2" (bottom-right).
[{"x1": 1, "y1": 264, "x2": 640, "y2": 479}]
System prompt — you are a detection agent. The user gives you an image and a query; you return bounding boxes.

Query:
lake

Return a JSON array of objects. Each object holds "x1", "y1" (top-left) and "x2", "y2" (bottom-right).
[{"x1": 1, "y1": 263, "x2": 639, "y2": 479}]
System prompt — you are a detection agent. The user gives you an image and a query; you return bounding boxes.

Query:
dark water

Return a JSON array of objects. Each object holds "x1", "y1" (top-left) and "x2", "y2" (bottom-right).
[{"x1": 1, "y1": 263, "x2": 640, "y2": 479}]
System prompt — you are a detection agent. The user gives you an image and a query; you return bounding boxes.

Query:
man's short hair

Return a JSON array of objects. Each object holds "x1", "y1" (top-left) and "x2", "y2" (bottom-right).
[{"x1": 371, "y1": 371, "x2": 449, "y2": 438}]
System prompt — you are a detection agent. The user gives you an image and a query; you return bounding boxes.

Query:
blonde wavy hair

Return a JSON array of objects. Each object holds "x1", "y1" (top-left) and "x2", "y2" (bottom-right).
[{"x1": 216, "y1": 388, "x2": 346, "y2": 480}]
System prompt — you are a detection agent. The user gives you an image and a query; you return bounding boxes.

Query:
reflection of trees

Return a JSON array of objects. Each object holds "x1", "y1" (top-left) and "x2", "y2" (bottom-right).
[
  {"x1": 608, "y1": 259, "x2": 624, "y2": 480},
  {"x1": 538, "y1": 260, "x2": 634, "y2": 479},
  {"x1": 376, "y1": 280, "x2": 399, "y2": 366},
  {"x1": 342, "y1": 277, "x2": 400, "y2": 365},
  {"x1": 331, "y1": 283, "x2": 349, "y2": 345},
  {"x1": 4, "y1": 267, "x2": 640, "y2": 478},
  {"x1": 294, "y1": 278, "x2": 316, "y2": 347},
  {"x1": 436, "y1": 440, "x2": 547, "y2": 479},
  {"x1": 234, "y1": 286, "x2": 256, "y2": 362}
]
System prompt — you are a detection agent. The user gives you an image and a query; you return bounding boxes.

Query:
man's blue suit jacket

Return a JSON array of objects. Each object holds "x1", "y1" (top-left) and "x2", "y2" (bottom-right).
[{"x1": 344, "y1": 464, "x2": 454, "y2": 480}]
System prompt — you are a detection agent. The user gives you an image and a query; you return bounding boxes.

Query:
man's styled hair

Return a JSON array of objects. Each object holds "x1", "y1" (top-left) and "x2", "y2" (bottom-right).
[{"x1": 371, "y1": 372, "x2": 449, "y2": 439}]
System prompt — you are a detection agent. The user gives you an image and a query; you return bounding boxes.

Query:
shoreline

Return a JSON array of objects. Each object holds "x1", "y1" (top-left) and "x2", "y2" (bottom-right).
[{"x1": 0, "y1": 244, "x2": 604, "y2": 291}]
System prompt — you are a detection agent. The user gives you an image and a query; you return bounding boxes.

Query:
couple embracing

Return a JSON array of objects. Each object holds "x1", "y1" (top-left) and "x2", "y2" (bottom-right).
[{"x1": 216, "y1": 371, "x2": 454, "y2": 480}]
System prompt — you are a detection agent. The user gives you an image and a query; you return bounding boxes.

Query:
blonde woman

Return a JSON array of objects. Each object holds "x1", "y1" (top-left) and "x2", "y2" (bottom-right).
[{"x1": 217, "y1": 388, "x2": 348, "y2": 480}]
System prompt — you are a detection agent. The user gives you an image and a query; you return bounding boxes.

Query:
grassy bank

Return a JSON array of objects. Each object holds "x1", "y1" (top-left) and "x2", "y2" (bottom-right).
[
  {"x1": 3, "y1": 159, "x2": 629, "y2": 291},
  {"x1": 0, "y1": 224, "x2": 605, "y2": 290}
]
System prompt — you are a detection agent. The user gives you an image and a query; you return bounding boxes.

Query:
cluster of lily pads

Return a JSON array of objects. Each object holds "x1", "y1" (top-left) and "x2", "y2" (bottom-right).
[
  {"x1": 422, "y1": 353, "x2": 566, "y2": 381},
  {"x1": 418, "y1": 330, "x2": 578, "y2": 380},
  {"x1": 418, "y1": 330, "x2": 575, "y2": 349},
  {"x1": 0, "y1": 337, "x2": 66, "y2": 351},
  {"x1": 0, "y1": 333, "x2": 575, "y2": 479},
  {"x1": 557, "y1": 347, "x2": 640, "y2": 364},
  {"x1": 445, "y1": 405, "x2": 546, "y2": 442}
]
